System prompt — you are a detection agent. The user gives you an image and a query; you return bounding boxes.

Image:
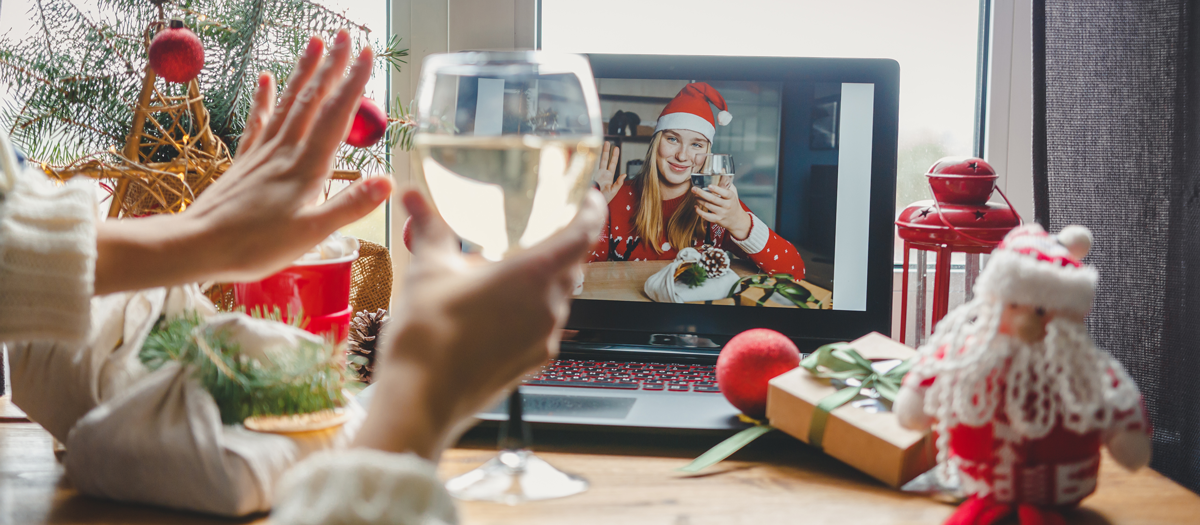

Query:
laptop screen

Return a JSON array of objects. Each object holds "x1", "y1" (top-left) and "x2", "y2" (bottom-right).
[
  {"x1": 582, "y1": 78, "x2": 876, "y2": 313},
  {"x1": 570, "y1": 55, "x2": 899, "y2": 343}
]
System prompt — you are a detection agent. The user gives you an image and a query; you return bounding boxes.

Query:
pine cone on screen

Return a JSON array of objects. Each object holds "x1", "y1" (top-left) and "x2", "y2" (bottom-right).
[{"x1": 697, "y1": 244, "x2": 731, "y2": 278}]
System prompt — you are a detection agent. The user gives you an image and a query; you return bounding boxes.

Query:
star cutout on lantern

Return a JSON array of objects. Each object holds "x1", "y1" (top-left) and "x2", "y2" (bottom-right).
[
  {"x1": 973, "y1": 210, "x2": 987, "y2": 220},
  {"x1": 968, "y1": 161, "x2": 979, "y2": 170},
  {"x1": 919, "y1": 207, "x2": 933, "y2": 218}
]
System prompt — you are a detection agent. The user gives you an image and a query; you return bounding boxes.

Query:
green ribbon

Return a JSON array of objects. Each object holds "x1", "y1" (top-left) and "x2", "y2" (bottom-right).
[
  {"x1": 677, "y1": 418, "x2": 775, "y2": 473},
  {"x1": 800, "y1": 343, "x2": 914, "y2": 449}
]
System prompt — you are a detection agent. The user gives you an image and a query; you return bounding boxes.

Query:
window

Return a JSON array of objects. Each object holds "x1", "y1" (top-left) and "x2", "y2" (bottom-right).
[
  {"x1": 324, "y1": 0, "x2": 391, "y2": 247},
  {"x1": 540, "y1": 0, "x2": 988, "y2": 262},
  {"x1": 0, "y1": 0, "x2": 391, "y2": 247}
]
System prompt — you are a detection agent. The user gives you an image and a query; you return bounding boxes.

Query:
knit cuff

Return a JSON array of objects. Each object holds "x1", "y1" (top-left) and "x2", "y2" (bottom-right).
[
  {"x1": 0, "y1": 156, "x2": 98, "y2": 345},
  {"x1": 273, "y1": 449, "x2": 458, "y2": 525},
  {"x1": 731, "y1": 213, "x2": 769, "y2": 254}
]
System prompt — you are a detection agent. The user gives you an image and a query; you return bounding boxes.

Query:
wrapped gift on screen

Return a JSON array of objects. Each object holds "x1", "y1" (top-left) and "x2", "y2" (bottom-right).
[{"x1": 766, "y1": 332, "x2": 936, "y2": 488}]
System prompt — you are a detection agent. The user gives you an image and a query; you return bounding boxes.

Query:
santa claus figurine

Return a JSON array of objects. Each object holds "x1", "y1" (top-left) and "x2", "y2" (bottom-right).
[{"x1": 895, "y1": 224, "x2": 1151, "y2": 525}]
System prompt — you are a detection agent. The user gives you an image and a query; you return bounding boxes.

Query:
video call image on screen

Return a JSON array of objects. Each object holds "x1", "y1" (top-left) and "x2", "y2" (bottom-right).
[{"x1": 576, "y1": 78, "x2": 875, "y2": 312}]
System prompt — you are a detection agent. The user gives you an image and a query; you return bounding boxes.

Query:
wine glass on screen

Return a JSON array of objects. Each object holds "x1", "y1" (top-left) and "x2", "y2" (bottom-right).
[
  {"x1": 412, "y1": 51, "x2": 601, "y2": 504},
  {"x1": 692, "y1": 153, "x2": 735, "y2": 191}
]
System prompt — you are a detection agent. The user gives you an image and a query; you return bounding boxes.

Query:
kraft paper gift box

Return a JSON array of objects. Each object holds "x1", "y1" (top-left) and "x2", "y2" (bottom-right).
[{"x1": 766, "y1": 332, "x2": 936, "y2": 488}]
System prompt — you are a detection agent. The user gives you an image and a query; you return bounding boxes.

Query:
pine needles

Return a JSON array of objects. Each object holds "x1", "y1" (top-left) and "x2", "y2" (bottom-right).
[{"x1": 140, "y1": 313, "x2": 346, "y2": 425}]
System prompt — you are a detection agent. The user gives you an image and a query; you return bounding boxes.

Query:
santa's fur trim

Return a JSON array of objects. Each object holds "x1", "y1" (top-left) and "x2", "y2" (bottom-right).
[
  {"x1": 655, "y1": 112, "x2": 717, "y2": 142},
  {"x1": 974, "y1": 249, "x2": 1097, "y2": 314}
]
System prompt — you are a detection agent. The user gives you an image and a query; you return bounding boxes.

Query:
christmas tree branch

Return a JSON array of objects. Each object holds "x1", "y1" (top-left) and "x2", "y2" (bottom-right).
[
  {"x1": 16, "y1": 110, "x2": 124, "y2": 145},
  {"x1": 66, "y1": 0, "x2": 136, "y2": 74},
  {"x1": 0, "y1": 58, "x2": 65, "y2": 92},
  {"x1": 214, "y1": 0, "x2": 268, "y2": 131},
  {"x1": 180, "y1": 9, "x2": 239, "y2": 35},
  {"x1": 297, "y1": 0, "x2": 371, "y2": 34},
  {"x1": 34, "y1": 0, "x2": 57, "y2": 60}
]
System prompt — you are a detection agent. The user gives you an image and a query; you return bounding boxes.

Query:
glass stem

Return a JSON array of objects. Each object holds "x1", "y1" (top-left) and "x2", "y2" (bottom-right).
[{"x1": 499, "y1": 388, "x2": 530, "y2": 450}]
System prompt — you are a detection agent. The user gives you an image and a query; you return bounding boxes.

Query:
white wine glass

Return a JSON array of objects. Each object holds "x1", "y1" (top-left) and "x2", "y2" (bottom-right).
[
  {"x1": 692, "y1": 153, "x2": 735, "y2": 191},
  {"x1": 412, "y1": 51, "x2": 601, "y2": 504}
]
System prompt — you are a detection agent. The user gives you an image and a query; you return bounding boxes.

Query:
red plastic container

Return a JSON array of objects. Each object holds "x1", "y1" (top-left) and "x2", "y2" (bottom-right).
[{"x1": 232, "y1": 249, "x2": 359, "y2": 343}]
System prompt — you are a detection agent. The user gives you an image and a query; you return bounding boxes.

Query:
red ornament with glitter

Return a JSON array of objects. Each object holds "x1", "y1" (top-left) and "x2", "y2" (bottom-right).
[
  {"x1": 346, "y1": 96, "x2": 387, "y2": 148},
  {"x1": 716, "y1": 328, "x2": 800, "y2": 418},
  {"x1": 148, "y1": 19, "x2": 205, "y2": 84}
]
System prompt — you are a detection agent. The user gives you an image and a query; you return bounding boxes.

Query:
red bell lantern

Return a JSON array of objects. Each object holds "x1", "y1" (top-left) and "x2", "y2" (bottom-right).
[{"x1": 895, "y1": 157, "x2": 1022, "y2": 345}]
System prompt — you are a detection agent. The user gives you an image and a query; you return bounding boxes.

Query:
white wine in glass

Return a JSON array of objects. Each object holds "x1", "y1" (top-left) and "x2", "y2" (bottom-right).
[
  {"x1": 412, "y1": 52, "x2": 602, "y2": 261},
  {"x1": 412, "y1": 50, "x2": 601, "y2": 504}
]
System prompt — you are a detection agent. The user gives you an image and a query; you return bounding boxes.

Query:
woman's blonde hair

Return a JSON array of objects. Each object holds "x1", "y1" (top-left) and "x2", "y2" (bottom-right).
[{"x1": 633, "y1": 132, "x2": 707, "y2": 254}]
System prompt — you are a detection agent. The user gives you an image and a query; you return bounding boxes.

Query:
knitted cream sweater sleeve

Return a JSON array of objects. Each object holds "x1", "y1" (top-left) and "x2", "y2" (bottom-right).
[
  {"x1": 0, "y1": 130, "x2": 98, "y2": 344},
  {"x1": 272, "y1": 449, "x2": 458, "y2": 525}
]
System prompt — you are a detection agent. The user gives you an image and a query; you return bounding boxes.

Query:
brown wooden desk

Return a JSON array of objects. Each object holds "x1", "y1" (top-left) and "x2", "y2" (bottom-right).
[
  {"x1": 580, "y1": 260, "x2": 833, "y2": 309},
  {"x1": 4, "y1": 419, "x2": 1200, "y2": 525}
]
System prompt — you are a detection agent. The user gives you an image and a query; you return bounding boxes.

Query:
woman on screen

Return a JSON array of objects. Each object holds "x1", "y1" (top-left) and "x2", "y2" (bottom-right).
[{"x1": 588, "y1": 82, "x2": 805, "y2": 277}]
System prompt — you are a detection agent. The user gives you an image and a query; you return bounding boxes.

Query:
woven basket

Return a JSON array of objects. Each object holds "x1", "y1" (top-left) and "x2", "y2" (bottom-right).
[{"x1": 349, "y1": 240, "x2": 392, "y2": 315}]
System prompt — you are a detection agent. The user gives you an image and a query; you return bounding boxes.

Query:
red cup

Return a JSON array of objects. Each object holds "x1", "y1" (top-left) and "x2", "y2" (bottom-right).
[{"x1": 232, "y1": 249, "x2": 359, "y2": 343}]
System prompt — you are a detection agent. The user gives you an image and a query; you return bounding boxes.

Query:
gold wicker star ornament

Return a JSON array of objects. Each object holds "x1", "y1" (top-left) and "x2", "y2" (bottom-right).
[{"x1": 40, "y1": 26, "x2": 358, "y2": 218}]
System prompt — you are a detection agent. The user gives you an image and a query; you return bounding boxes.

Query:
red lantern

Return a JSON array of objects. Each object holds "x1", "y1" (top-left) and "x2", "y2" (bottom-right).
[{"x1": 895, "y1": 157, "x2": 1022, "y2": 345}]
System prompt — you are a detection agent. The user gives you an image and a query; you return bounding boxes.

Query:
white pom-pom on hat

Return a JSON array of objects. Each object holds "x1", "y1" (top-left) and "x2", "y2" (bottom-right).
[
  {"x1": 717, "y1": 110, "x2": 732, "y2": 126},
  {"x1": 1057, "y1": 225, "x2": 1093, "y2": 260}
]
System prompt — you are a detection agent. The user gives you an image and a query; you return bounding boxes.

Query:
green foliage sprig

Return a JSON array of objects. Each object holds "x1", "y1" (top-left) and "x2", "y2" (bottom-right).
[
  {"x1": 677, "y1": 263, "x2": 708, "y2": 288},
  {"x1": 727, "y1": 273, "x2": 819, "y2": 308},
  {"x1": 139, "y1": 312, "x2": 345, "y2": 425}
]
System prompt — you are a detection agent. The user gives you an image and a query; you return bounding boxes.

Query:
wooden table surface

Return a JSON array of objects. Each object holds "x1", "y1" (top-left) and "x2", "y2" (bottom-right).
[
  {"x1": 580, "y1": 260, "x2": 833, "y2": 308},
  {"x1": 4, "y1": 419, "x2": 1199, "y2": 525}
]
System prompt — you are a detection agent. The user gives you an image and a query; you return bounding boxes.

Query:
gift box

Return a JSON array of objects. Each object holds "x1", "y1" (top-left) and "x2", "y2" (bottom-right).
[{"x1": 766, "y1": 332, "x2": 936, "y2": 488}]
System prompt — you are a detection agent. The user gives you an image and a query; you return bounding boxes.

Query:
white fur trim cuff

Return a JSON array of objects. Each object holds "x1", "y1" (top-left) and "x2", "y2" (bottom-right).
[
  {"x1": 974, "y1": 250, "x2": 1098, "y2": 314},
  {"x1": 732, "y1": 213, "x2": 769, "y2": 254},
  {"x1": 655, "y1": 112, "x2": 716, "y2": 142},
  {"x1": 273, "y1": 449, "x2": 457, "y2": 525}
]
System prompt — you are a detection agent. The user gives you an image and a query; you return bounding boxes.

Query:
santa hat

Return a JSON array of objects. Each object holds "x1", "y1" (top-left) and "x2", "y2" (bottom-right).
[
  {"x1": 654, "y1": 82, "x2": 732, "y2": 142},
  {"x1": 974, "y1": 224, "x2": 1098, "y2": 315}
]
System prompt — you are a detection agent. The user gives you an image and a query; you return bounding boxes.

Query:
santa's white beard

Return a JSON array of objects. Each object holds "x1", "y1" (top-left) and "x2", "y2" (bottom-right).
[{"x1": 914, "y1": 298, "x2": 1140, "y2": 442}]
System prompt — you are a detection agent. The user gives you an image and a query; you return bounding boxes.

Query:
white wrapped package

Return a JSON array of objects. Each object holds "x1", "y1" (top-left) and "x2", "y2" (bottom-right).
[
  {"x1": 643, "y1": 247, "x2": 740, "y2": 303},
  {"x1": 8, "y1": 284, "x2": 363, "y2": 517}
]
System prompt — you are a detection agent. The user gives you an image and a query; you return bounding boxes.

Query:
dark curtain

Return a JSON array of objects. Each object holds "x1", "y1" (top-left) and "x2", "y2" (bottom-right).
[{"x1": 1033, "y1": 0, "x2": 1200, "y2": 493}]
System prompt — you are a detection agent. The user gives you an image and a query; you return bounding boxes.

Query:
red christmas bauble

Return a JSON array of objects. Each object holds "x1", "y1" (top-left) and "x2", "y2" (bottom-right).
[
  {"x1": 148, "y1": 20, "x2": 204, "y2": 84},
  {"x1": 346, "y1": 97, "x2": 387, "y2": 148},
  {"x1": 402, "y1": 216, "x2": 414, "y2": 252},
  {"x1": 716, "y1": 329, "x2": 800, "y2": 418}
]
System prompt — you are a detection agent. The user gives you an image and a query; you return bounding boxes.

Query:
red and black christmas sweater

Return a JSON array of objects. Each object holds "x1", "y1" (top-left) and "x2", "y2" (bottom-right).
[{"x1": 587, "y1": 185, "x2": 805, "y2": 277}]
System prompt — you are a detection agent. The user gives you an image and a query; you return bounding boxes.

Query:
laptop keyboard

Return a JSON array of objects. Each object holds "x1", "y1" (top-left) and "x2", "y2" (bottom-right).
[{"x1": 523, "y1": 359, "x2": 721, "y2": 393}]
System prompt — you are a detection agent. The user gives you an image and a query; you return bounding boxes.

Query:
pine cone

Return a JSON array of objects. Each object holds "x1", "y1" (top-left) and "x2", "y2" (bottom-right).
[
  {"x1": 347, "y1": 309, "x2": 388, "y2": 384},
  {"x1": 697, "y1": 244, "x2": 730, "y2": 278}
]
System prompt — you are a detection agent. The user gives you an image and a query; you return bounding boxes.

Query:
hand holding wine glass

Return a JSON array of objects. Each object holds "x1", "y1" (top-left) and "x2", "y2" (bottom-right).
[
  {"x1": 353, "y1": 188, "x2": 606, "y2": 461},
  {"x1": 693, "y1": 182, "x2": 753, "y2": 240},
  {"x1": 410, "y1": 50, "x2": 603, "y2": 503}
]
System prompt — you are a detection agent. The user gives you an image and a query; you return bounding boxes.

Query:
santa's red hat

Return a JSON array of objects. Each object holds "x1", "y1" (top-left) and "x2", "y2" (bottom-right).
[
  {"x1": 974, "y1": 224, "x2": 1098, "y2": 315},
  {"x1": 654, "y1": 82, "x2": 732, "y2": 142}
]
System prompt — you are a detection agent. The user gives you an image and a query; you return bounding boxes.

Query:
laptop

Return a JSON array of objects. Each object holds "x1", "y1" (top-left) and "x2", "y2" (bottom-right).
[{"x1": 472, "y1": 54, "x2": 901, "y2": 433}]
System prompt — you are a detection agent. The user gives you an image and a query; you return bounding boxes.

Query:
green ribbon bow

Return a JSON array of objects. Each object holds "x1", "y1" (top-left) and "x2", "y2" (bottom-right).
[
  {"x1": 799, "y1": 343, "x2": 914, "y2": 449},
  {"x1": 677, "y1": 344, "x2": 915, "y2": 473}
]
